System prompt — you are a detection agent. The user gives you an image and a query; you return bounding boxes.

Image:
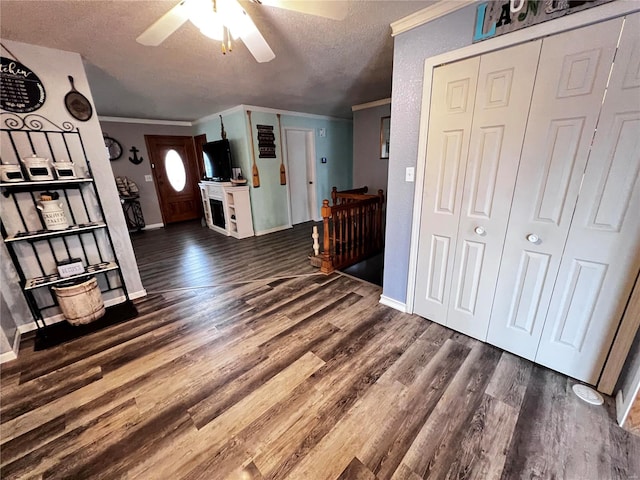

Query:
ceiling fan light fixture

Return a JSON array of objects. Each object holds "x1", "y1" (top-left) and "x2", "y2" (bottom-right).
[
  {"x1": 217, "y1": 0, "x2": 255, "y2": 38},
  {"x1": 186, "y1": 0, "x2": 224, "y2": 41}
]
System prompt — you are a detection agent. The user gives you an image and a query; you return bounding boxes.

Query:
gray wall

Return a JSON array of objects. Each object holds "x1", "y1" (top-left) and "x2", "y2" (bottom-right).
[
  {"x1": 98, "y1": 121, "x2": 195, "y2": 227},
  {"x1": 382, "y1": 6, "x2": 476, "y2": 303},
  {"x1": 353, "y1": 102, "x2": 391, "y2": 194}
]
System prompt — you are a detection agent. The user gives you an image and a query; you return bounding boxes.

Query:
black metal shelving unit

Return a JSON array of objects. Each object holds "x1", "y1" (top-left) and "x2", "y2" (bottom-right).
[{"x1": 1, "y1": 113, "x2": 130, "y2": 331}]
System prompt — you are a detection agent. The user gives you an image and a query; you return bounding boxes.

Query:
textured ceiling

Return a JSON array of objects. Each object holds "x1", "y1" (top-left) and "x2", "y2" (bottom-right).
[{"x1": 0, "y1": 0, "x2": 435, "y2": 121}]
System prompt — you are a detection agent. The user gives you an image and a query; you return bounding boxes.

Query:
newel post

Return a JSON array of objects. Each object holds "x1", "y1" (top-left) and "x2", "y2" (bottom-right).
[{"x1": 320, "y1": 199, "x2": 334, "y2": 274}]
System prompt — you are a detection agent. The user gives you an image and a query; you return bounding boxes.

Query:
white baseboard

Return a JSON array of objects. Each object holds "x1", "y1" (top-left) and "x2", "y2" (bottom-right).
[
  {"x1": 255, "y1": 224, "x2": 292, "y2": 236},
  {"x1": 0, "y1": 329, "x2": 21, "y2": 364},
  {"x1": 143, "y1": 223, "x2": 164, "y2": 230},
  {"x1": 129, "y1": 289, "x2": 147, "y2": 300},
  {"x1": 379, "y1": 295, "x2": 407, "y2": 313},
  {"x1": 0, "y1": 349, "x2": 17, "y2": 363},
  {"x1": 616, "y1": 389, "x2": 626, "y2": 426}
]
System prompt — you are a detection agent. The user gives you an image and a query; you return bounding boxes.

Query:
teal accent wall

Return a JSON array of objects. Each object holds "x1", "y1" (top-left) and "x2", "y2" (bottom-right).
[
  {"x1": 195, "y1": 108, "x2": 353, "y2": 235},
  {"x1": 280, "y1": 115, "x2": 353, "y2": 219}
]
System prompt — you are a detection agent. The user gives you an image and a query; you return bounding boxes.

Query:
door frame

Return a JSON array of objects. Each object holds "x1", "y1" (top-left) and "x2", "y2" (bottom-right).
[
  {"x1": 283, "y1": 127, "x2": 319, "y2": 224},
  {"x1": 145, "y1": 134, "x2": 203, "y2": 225},
  {"x1": 405, "y1": 1, "x2": 637, "y2": 316}
]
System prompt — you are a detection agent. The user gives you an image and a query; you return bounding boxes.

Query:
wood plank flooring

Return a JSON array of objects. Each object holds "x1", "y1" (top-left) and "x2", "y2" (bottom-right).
[{"x1": 1, "y1": 221, "x2": 639, "y2": 479}]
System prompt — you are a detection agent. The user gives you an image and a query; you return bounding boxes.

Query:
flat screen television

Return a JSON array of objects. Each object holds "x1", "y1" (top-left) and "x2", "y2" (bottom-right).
[{"x1": 202, "y1": 139, "x2": 233, "y2": 182}]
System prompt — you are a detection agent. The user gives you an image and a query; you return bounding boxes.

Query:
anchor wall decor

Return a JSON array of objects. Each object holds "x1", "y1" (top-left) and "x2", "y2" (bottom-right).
[{"x1": 129, "y1": 146, "x2": 143, "y2": 165}]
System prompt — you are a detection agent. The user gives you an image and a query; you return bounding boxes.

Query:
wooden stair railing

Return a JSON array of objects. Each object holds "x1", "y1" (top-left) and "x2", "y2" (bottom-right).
[{"x1": 321, "y1": 188, "x2": 385, "y2": 274}]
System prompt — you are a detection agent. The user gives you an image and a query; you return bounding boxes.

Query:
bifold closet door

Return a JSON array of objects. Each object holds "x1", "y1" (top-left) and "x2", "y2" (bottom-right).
[
  {"x1": 536, "y1": 13, "x2": 640, "y2": 384},
  {"x1": 446, "y1": 41, "x2": 541, "y2": 340},
  {"x1": 413, "y1": 57, "x2": 479, "y2": 323},
  {"x1": 414, "y1": 41, "x2": 541, "y2": 337},
  {"x1": 487, "y1": 18, "x2": 623, "y2": 360}
]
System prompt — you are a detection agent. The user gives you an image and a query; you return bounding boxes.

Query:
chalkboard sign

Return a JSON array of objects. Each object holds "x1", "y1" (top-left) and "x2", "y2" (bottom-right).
[
  {"x1": 0, "y1": 57, "x2": 46, "y2": 113},
  {"x1": 257, "y1": 124, "x2": 276, "y2": 158}
]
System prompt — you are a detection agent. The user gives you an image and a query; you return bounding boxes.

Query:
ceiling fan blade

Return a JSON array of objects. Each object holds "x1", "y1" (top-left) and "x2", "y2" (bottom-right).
[
  {"x1": 221, "y1": 0, "x2": 275, "y2": 62},
  {"x1": 136, "y1": 1, "x2": 190, "y2": 46},
  {"x1": 258, "y1": 0, "x2": 348, "y2": 20},
  {"x1": 241, "y1": 28, "x2": 276, "y2": 63}
]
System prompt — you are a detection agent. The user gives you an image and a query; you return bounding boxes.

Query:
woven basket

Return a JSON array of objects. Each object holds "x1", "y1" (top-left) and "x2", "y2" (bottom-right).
[{"x1": 52, "y1": 277, "x2": 105, "y2": 325}]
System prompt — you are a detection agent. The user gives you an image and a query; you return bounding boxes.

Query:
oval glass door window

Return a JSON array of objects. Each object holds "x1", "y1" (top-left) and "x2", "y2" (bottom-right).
[{"x1": 165, "y1": 149, "x2": 186, "y2": 192}]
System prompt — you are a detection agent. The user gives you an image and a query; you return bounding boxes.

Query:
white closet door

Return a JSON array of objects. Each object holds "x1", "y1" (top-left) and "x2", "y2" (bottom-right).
[
  {"x1": 536, "y1": 13, "x2": 640, "y2": 384},
  {"x1": 487, "y1": 19, "x2": 623, "y2": 359},
  {"x1": 413, "y1": 57, "x2": 479, "y2": 323},
  {"x1": 446, "y1": 41, "x2": 541, "y2": 340}
]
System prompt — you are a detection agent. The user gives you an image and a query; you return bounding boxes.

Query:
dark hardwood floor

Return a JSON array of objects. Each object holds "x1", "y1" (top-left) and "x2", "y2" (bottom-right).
[{"x1": 1, "y1": 221, "x2": 638, "y2": 479}]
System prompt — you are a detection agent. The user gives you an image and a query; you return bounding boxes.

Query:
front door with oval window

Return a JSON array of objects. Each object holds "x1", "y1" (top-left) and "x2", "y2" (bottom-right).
[{"x1": 145, "y1": 135, "x2": 202, "y2": 224}]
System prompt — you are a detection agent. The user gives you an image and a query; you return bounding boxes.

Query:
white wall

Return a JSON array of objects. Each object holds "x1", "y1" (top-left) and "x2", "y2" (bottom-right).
[
  {"x1": 352, "y1": 102, "x2": 391, "y2": 194},
  {"x1": 0, "y1": 40, "x2": 145, "y2": 338}
]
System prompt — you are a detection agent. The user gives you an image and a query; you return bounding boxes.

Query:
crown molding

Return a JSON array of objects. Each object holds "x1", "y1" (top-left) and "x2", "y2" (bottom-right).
[
  {"x1": 98, "y1": 116, "x2": 193, "y2": 126},
  {"x1": 238, "y1": 104, "x2": 352, "y2": 122},
  {"x1": 352, "y1": 98, "x2": 391, "y2": 112},
  {"x1": 391, "y1": 0, "x2": 477, "y2": 37},
  {"x1": 192, "y1": 105, "x2": 246, "y2": 125}
]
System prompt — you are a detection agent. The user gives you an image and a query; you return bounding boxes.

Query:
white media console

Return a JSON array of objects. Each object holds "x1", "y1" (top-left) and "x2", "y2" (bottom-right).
[{"x1": 198, "y1": 181, "x2": 254, "y2": 239}]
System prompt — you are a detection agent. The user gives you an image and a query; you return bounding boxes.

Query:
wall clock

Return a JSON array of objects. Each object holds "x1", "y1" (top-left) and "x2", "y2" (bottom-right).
[{"x1": 103, "y1": 136, "x2": 123, "y2": 161}]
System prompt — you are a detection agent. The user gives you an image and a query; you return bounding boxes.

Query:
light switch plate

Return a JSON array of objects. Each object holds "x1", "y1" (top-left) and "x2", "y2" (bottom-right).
[
  {"x1": 319, "y1": 128, "x2": 326, "y2": 137},
  {"x1": 145, "y1": 174, "x2": 153, "y2": 182},
  {"x1": 405, "y1": 167, "x2": 415, "y2": 182}
]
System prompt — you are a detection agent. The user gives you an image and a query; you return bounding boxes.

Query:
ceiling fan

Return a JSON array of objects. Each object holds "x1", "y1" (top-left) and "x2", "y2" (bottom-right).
[{"x1": 136, "y1": 0, "x2": 348, "y2": 63}]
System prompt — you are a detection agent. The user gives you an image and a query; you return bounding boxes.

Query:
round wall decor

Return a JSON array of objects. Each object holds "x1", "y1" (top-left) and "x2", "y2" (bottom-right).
[
  {"x1": 103, "y1": 136, "x2": 123, "y2": 161},
  {"x1": 0, "y1": 56, "x2": 46, "y2": 113}
]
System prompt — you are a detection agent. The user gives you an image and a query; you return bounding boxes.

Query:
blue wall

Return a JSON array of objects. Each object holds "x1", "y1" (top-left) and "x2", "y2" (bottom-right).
[{"x1": 195, "y1": 107, "x2": 352, "y2": 234}]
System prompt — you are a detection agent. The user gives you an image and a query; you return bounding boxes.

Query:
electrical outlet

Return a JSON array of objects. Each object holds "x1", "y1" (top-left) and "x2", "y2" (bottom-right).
[
  {"x1": 145, "y1": 174, "x2": 153, "y2": 182},
  {"x1": 319, "y1": 128, "x2": 326, "y2": 137},
  {"x1": 405, "y1": 167, "x2": 415, "y2": 182}
]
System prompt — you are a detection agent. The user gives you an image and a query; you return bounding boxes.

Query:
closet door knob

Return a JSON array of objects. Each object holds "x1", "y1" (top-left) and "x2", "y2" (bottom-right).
[
  {"x1": 527, "y1": 233, "x2": 539, "y2": 243},
  {"x1": 474, "y1": 226, "x2": 485, "y2": 235}
]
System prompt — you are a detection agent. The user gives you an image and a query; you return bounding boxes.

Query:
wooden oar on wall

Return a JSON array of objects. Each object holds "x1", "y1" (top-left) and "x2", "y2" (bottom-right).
[
  {"x1": 247, "y1": 110, "x2": 260, "y2": 188},
  {"x1": 277, "y1": 113, "x2": 286, "y2": 185}
]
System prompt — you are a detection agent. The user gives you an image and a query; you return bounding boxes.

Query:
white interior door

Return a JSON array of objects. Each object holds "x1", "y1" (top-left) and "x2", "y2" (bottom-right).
[
  {"x1": 446, "y1": 41, "x2": 541, "y2": 341},
  {"x1": 413, "y1": 56, "x2": 479, "y2": 324},
  {"x1": 535, "y1": 13, "x2": 640, "y2": 384},
  {"x1": 286, "y1": 129, "x2": 316, "y2": 224},
  {"x1": 487, "y1": 19, "x2": 623, "y2": 360}
]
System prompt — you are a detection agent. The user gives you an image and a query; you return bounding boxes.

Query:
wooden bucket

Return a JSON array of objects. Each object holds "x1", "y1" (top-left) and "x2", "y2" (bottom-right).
[{"x1": 53, "y1": 277, "x2": 105, "y2": 325}]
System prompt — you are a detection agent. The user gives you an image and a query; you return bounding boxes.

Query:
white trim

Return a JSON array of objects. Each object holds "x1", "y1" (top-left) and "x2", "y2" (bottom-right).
[
  {"x1": 129, "y1": 289, "x2": 147, "y2": 300},
  {"x1": 352, "y1": 98, "x2": 392, "y2": 112},
  {"x1": 283, "y1": 127, "x2": 320, "y2": 225},
  {"x1": 142, "y1": 223, "x2": 164, "y2": 231},
  {"x1": 405, "y1": 1, "x2": 640, "y2": 317},
  {"x1": 1, "y1": 329, "x2": 22, "y2": 363},
  {"x1": 12, "y1": 328, "x2": 21, "y2": 353},
  {"x1": 255, "y1": 224, "x2": 293, "y2": 236},
  {"x1": 379, "y1": 294, "x2": 407, "y2": 313},
  {"x1": 99, "y1": 116, "x2": 192, "y2": 126},
  {"x1": 241, "y1": 105, "x2": 352, "y2": 123},
  {"x1": 391, "y1": 0, "x2": 476, "y2": 37},
  {"x1": 0, "y1": 350, "x2": 17, "y2": 364},
  {"x1": 616, "y1": 355, "x2": 640, "y2": 425},
  {"x1": 192, "y1": 105, "x2": 245, "y2": 125}
]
